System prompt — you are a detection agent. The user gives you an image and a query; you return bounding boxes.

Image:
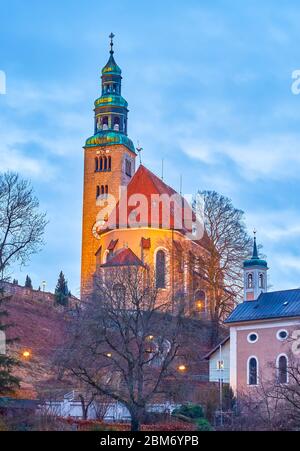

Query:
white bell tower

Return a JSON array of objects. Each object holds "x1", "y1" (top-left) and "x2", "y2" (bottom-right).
[{"x1": 243, "y1": 232, "x2": 268, "y2": 301}]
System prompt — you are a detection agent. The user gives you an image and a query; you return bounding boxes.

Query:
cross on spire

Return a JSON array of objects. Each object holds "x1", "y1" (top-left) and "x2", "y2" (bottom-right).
[
  {"x1": 109, "y1": 32, "x2": 115, "y2": 54},
  {"x1": 136, "y1": 141, "x2": 143, "y2": 165}
]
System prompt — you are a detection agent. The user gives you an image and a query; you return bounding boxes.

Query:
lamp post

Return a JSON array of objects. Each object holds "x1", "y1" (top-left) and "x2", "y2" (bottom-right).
[{"x1": 219, "y1": 344, "x2": 224, "y2": 427}]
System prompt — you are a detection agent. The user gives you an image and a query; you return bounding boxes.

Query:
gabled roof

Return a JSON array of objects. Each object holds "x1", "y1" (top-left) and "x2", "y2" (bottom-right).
[
  {"x1": 203, "y1": 336, "x2": 230, "y2": 360},
  {"x1": 100, "y1": 248, "x2": 144, "y2": 268},
  {"x1": 104, "y1": 165, "x2": 209, "y2": 248},
  {"x1": 225, "y1": 288, "x2": 300, "y2": 324}
]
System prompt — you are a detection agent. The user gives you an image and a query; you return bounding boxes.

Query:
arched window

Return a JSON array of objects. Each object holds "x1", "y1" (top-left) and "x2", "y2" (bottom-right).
[
  {"x1": 105, "y1": 185, "x2": 108, "y2": 195},
  {"x1": 113, "y1": 117, "x2": 120, "y2": 131},
  {"x1": 194, "y1": 290, "x2": 206, "y2": 313},
  {"x1": 95, "y1": 157, "x2": 99, "y2": 172},
  {"x1": 99, "y1": 157, "x2": 103, "y2": 171},
  {"x1": 108, "y1": 156, "x2": 112, "y2": 171},
  {"x1": 156, "y1": 250, "x2": 166, "y2": 289},
  {"x1": 259, "y1": 274, "x2": 264, "y2": 289},
  {"x1": 96, "y1": 186, "x2": 100, "y2": 198},
  {"x1": 101, "y1": 185, "x2": 105, "y2": 195},
  {"x1": 248, "y1": 357, "x2": 258, "y2": 385},
  {"x1": 277, "y1": 355, "x2": 288, "y2": 384},
  {"x1": 103, "y1": 156, "x2": 107, "y2": 171},
  {"x1": 247, "y1": 273, "x2": 253, "y2": 289},
  {"x1": 102, "y1": 116, "x2": 108, "y2": 130}
]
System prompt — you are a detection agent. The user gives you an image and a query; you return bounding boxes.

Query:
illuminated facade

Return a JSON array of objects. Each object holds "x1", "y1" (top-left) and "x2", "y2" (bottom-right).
[{"x1": 80, "y1": 35, "x2": 210, "y2": 315}]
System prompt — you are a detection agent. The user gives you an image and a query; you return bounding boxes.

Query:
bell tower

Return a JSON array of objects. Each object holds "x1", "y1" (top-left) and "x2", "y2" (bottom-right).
[
  {"x1": 243, "y1": 232, "x2": 268, "y2": 301},
  {"x1": 81, "y1": 34, "x2": 136, "y2": 299}
]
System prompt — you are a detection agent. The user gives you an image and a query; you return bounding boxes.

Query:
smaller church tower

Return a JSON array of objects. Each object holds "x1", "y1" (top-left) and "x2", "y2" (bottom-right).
[{"x1": 243, "y1": 232, "x2": 268, "y2": 301}]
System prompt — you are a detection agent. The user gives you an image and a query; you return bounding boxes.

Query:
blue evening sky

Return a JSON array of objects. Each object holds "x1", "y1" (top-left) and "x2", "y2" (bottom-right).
[{"x1": 1, "y1": 0, "x2": 300, "y2": 296}]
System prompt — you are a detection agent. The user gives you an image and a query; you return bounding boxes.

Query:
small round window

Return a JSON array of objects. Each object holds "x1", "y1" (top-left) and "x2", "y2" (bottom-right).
[
  {"x1": 247, "y1": 332, "x2": 258, "y2": 343},
  {"x1": 277, "y1": 330, "x2": 288, "y2": 341}
]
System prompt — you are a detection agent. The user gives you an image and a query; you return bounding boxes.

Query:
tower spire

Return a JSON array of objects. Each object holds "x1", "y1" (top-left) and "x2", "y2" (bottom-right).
[
  {"x1": 252, "y1": 229, "x2": 259, "y2": 259},
  {"x1": 109, "y1": 32, "x2": 115, "y2": 55}
]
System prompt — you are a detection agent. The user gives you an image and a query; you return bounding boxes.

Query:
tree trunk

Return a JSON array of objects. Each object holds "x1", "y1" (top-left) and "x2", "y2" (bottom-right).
[
  {"x1": 131, "y1": 415, "x2": 140, "y2": 432},
  {"x1": 130, "y1": 406, "x2": 145, "y2": 432}
]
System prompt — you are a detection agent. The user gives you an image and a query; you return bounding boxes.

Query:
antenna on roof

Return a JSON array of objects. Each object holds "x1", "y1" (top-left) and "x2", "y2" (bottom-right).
[
  {"x1": 179, "y1": 174, "x2": 183, "y2": 196},
  {"x1": 136, "y1": 141, "x2": 143, "y2": 165},
  {"x1": 161, "y1": 158, "x2": 164, "y2": 181}
]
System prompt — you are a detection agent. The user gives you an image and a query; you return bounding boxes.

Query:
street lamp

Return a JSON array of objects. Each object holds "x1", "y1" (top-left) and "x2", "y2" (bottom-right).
[
  {"x1": 22, "y1": 350, "x2": 31, "y2": 359},
  {"x1": 178, "y1": 364, "x2": 187, "y2": 372}
]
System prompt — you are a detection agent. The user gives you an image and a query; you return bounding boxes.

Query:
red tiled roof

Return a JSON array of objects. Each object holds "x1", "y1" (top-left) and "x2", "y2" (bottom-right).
[
  {"x1": 100, "y1": 248, "x2": 144, "y2": 268},
  {"x1": 103, "y1": 165, "x2": 208, "y2": 248}
]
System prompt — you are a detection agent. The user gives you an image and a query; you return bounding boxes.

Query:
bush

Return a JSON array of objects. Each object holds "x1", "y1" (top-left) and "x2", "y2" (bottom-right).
[
  {"x1": 196, "y1": 418, "x2": 214, "y2": 431},
  {"x1": 172, "y1": 403, "x2": 204, "y2": 420}
]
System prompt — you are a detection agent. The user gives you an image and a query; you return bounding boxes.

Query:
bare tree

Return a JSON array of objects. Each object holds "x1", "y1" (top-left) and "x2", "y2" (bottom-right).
[
  {"x1": 0, "y1": 172, "x2": 47, "y2": 278},
  {"x1": 57, "y1": 266, "x2": 183, "y2": 431},
  {"x1": 194, "y1": 191, "x2": 252, "y2": 343},
  {"x1": 272, "y1": 354, "x2": 300, "y2": 426}
]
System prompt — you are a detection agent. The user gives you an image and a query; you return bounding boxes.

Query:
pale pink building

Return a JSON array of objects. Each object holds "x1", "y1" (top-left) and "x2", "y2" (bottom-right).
[{"x1": 209, "y1": 235, "x2": 300, "y2": 396}]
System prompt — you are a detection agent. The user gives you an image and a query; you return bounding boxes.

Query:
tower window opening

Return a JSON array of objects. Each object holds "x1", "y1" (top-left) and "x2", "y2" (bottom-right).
[
  {"x1": 108, "y1": 156, "x2": 112, "y2": 171},
  {"x1": 259, "y1": 273, "x2": 264, "y2": 289},
  {"x1": 103, "y1": 156, "x2": 108, "y2": 171},
  {"x1": 102, "y1": 116, "x2": 109, "y2": 130},
  {"x1": 105, "y1": 185, "x2": 108, "y2": 195},
  {"x1": 99, "y1": 157, "x2": 103, "y2": 171},
  {"x1": 101, "y1": 185, "x2": 105, "y2": 195},
  {"x1": 95, "y1": 157, "x2": 99, "y2": 172},
  {"x1": 125, "y1": 159, "x2": 132, "y2": 177},
  {"x1": 96, "y1": 186, "x2": 100, "y2": 198},
  {"x1": 114, "y1": 116, "x2": 120, "y2": 131},
  {"x1": 247, "y1": 273, "x2": 253, "y2": 289}
]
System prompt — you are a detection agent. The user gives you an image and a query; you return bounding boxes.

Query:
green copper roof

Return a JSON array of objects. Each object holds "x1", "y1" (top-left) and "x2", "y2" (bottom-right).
[
  {"x1": 85, "y1": 131, "x2": 135, "y2": 153},
  {"x1": 243, "y1": 258, "x2": 268, "y2": 268},
  {"x1": 243, "y1": 236, "x2": 268, "y2": 268},
  {"x1": 102, "y1": 54, "x2": 122, "y2": 75},
  {"x1": 94, "y1": 95, "x2": 128, "y2": 108}
]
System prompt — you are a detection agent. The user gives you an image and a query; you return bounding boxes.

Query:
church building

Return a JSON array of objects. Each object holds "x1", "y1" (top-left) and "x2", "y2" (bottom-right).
[
  {"x1": 80, "y1": 35, "x2": 210, "y2": 315},
  {"x1": 206, "y1": 234, "x2": 300, "y2": 397}
]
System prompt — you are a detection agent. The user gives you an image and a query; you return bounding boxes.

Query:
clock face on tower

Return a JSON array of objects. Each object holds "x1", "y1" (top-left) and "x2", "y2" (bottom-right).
[{"x1": 92, "y1": 220, "x2": 105, "y2": 239}]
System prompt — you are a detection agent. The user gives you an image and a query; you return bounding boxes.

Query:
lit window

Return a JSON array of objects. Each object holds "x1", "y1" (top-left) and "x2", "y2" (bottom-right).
[{"x1": 217, "y1": 360, "x2": 224, "y2": 370}]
